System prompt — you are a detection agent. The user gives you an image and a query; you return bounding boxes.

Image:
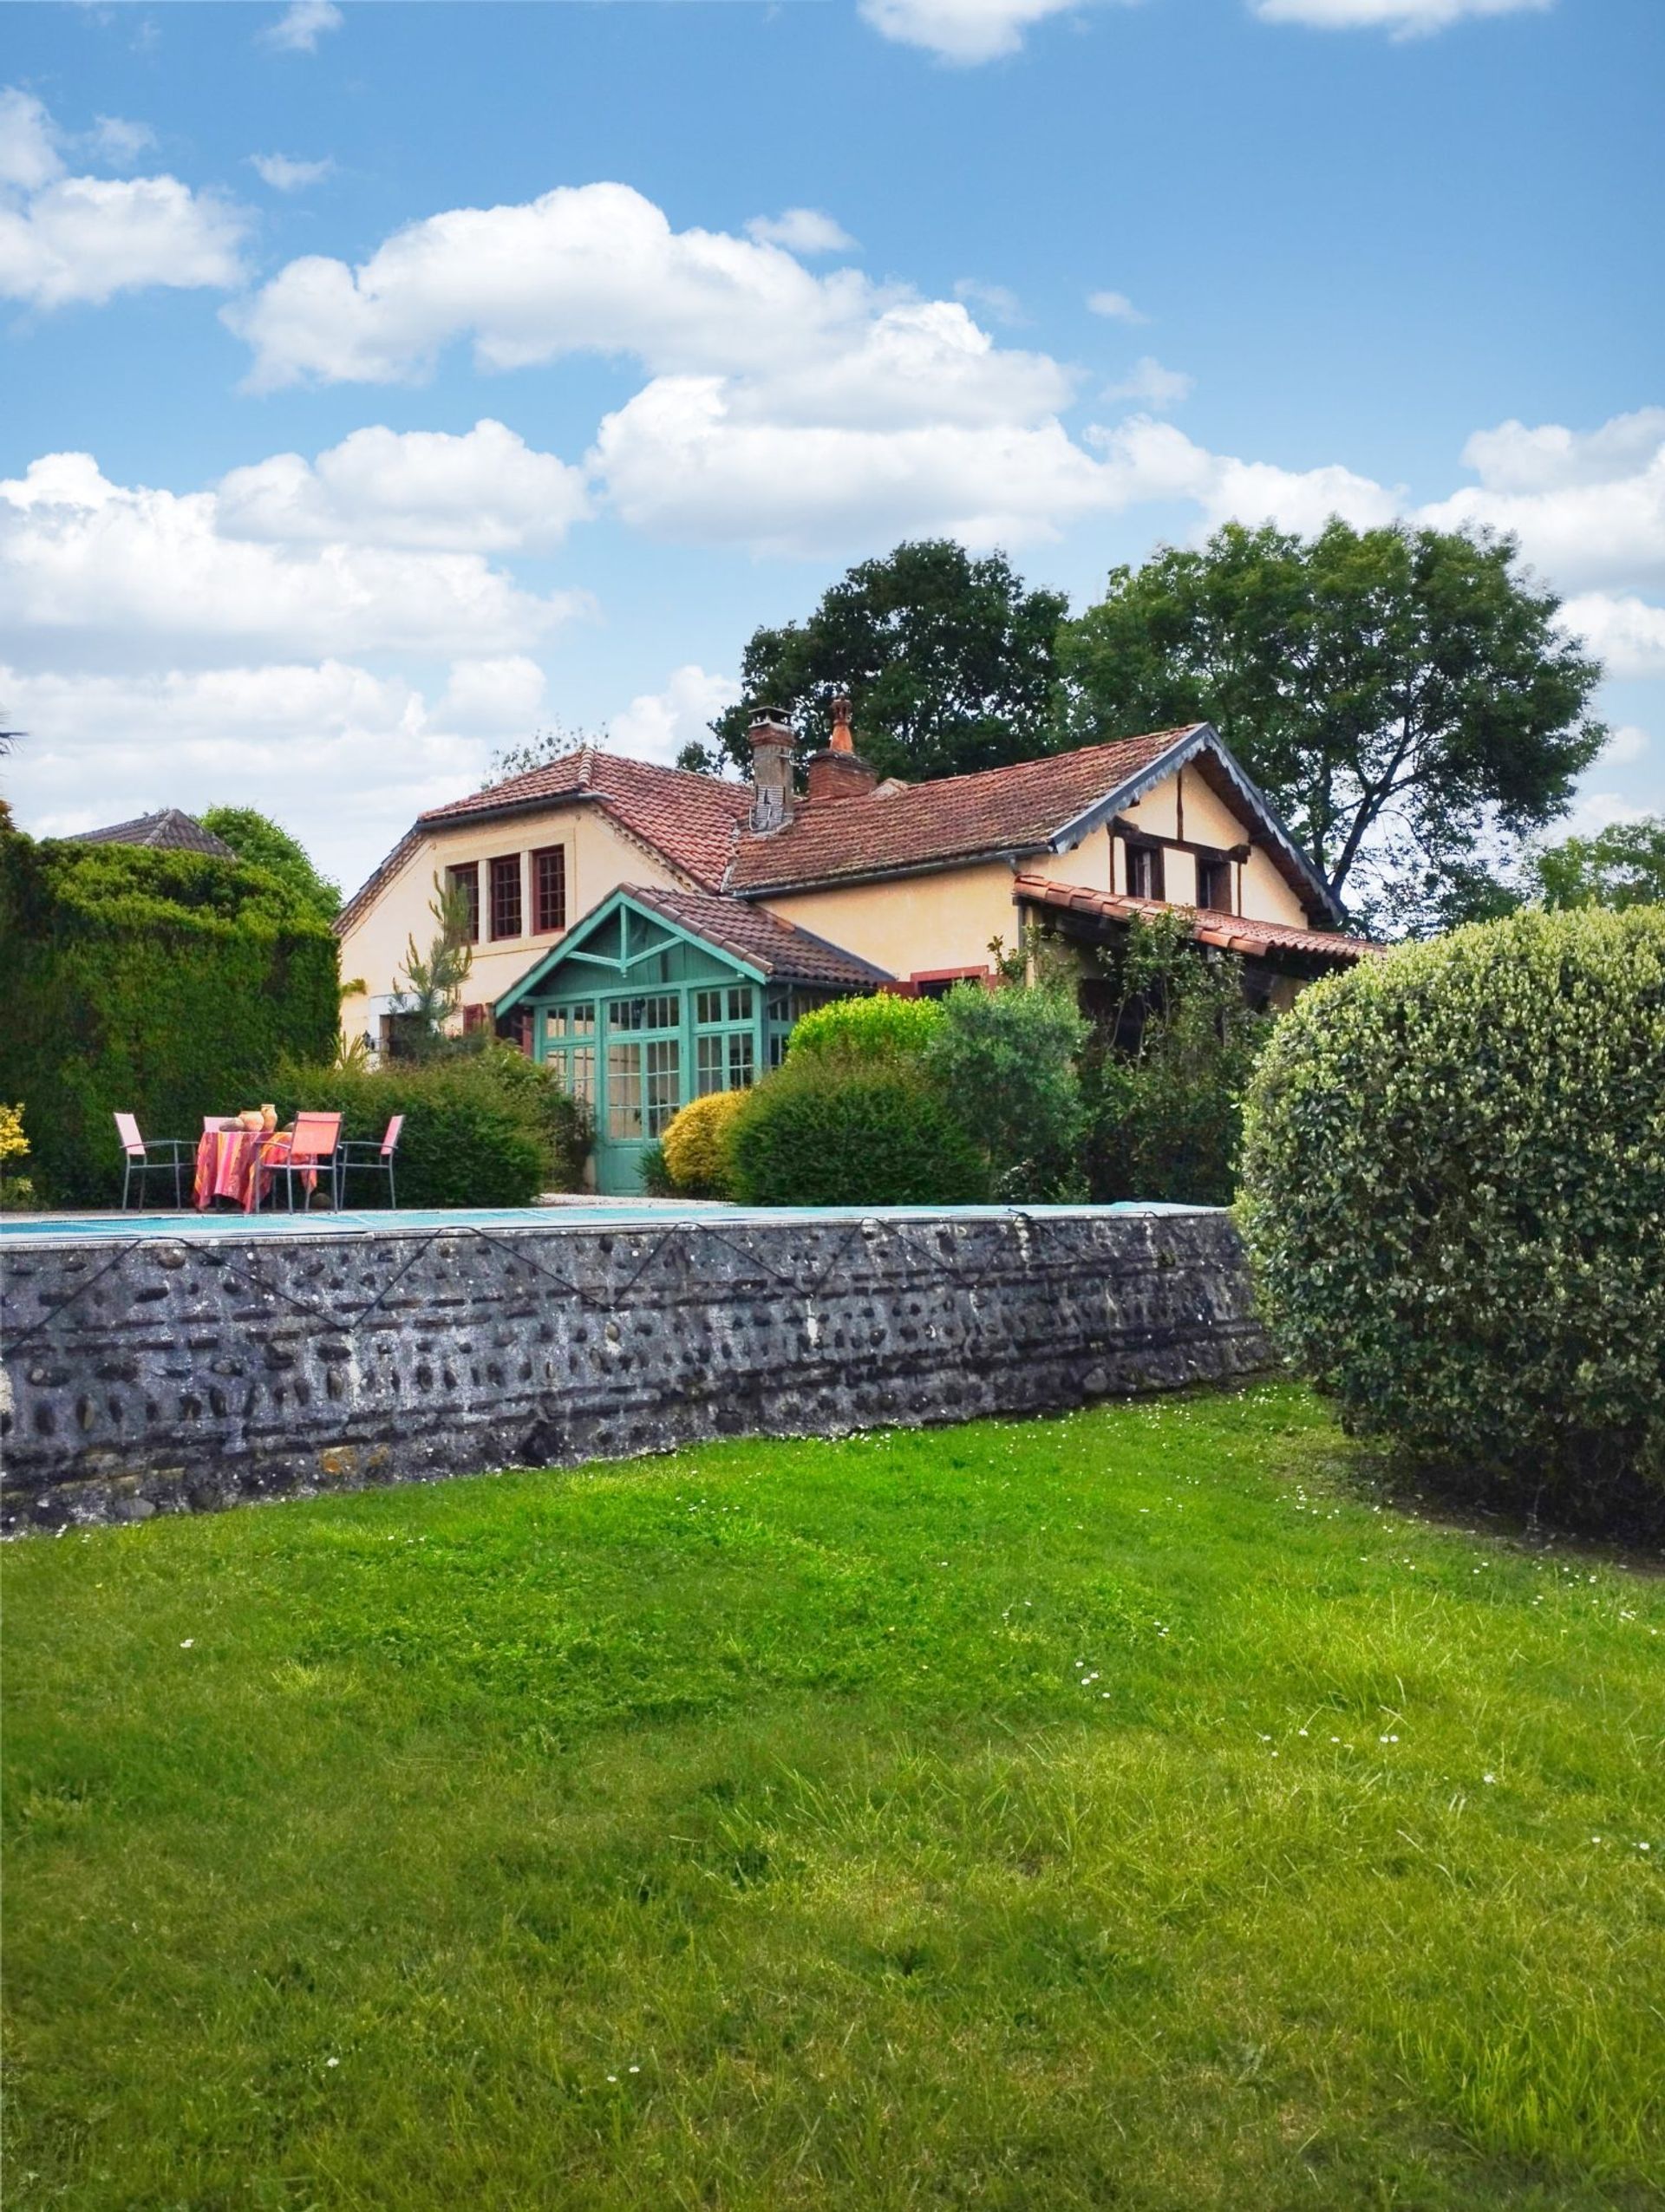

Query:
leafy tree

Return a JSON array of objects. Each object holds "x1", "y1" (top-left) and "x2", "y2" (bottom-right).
[
  {"x1": 199, "y1": 806, "x2": 341, "y2": 923},
  {"x1": 1054, "y1": 519, "x2": 1605, "y2": 931},
  {"x1": 924, "y1": 980, "x2": 1088, "y2": 1201},
  {"x1": 693, "y1": 539, "x2": 1068, "y2": 783},
  {"x1": 487, "y1": 721, "x2": 609, "y2": 785},
  {"x1": 1531, "y1": 816, "x2": 1665, "y2": 910},
  {"x1": 388, "y1": 878, "x2": 475, "y2": 1060}
]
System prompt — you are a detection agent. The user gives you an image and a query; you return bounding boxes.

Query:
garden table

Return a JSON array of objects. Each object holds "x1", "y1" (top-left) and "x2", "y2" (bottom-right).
[{"x1": 193, "y1": 1125, "x2": 301, "y2": 1212}]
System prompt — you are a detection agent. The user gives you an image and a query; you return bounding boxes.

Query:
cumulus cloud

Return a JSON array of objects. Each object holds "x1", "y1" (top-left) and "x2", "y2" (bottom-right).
[
  {"x1": 1100, "y1": 356, "x2": 1193, "y2": 411},
  {"x1": 0, "y1": 88, "x2": 245, "y2": 308},
  {"x1": 609, "y1": 663, "x2": 741, "y2": 767},
  {"x1": 434, "y1": 656, "x2": 550, "y2": 733},
  {"x1": 1560, "y1": 594, "x2": 1665, "y2": 679},
  {"x1": 216, "y1": 420, "x2": 590, "y2": 552},
  {"x1": 954, "y1": 277, "x2": 1024, "y2": 326},
  {"x1": 88, "y1": 115, "x2": 157, "y2": 166},
  {"x1": 0, "y1": 657, "x2": 506, "y2": 885},
  {"x1": 1600, "y1": 724, "x2": 1649, "y2": 767},
  {"x1": 260, "y1": 0, "x2": 343, "y2": 53},
  {"x1": 251, "y1": 152, "x2": 335, "y2": 192},
  {"x1": 744, "y1": 208, "x2": 855, "y2": 254},
  {"x1": 1420, "y1": 408, "x2": 1665, "y2": 592},
  {"x1": 1251, "y1": 0, "x2": 1549, "y2": 29},
  {"x1": 858, "y1": 0, "x2": 1081, "y2": 62},
  {"x1": 0, "y1": 451, "x2": 585, "y2": 665},
  {"x1": 1086, "y1": 289, "x2": 1146, "y2": 323}
]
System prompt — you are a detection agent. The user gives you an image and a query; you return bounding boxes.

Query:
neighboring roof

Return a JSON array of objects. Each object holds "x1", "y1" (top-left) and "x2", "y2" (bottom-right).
[
  {"x1": 494, "y1": 883, "x2": 892, "y2": 1015},
  {"x1": 336, "y1": 746, "x2": 753, "y2": 937},
  {"x1": 726, "y1": 728, "x2": 1198, "y2": 897},
  {"x1": 621, "y1": 884, "x2": 893, "y2": 989},
  {"x1": 1012, "y1": 875, "x2": 1382, "y2": 966},
  {"x1": 66, "y1": 807, "x2": 236, "y2": 858}
]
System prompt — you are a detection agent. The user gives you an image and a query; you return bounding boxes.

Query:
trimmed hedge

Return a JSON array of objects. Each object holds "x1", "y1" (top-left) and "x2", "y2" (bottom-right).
[
  {"x1": 270, "y1": 1047, "x2": 584, "y2": 1210},
  {"x1": 1239, "y1": 908, "x2": 1665, "y2": 1528},
  {"x1": 924, "y1": 981, "x2": 1088, "y2": 1200},
  {"x1": 0, "y1": 831, "x2": 338, "y2": 1206},
  {"x1": 662, "y1": 1089, "x2": 747, "y2": 1197},
  {"x1": 788, "y1": 993, "x2": 944, "y2": 1064},
  {"x1": 728, "y1": 1055, "x2": 988, "y2": 1207}
]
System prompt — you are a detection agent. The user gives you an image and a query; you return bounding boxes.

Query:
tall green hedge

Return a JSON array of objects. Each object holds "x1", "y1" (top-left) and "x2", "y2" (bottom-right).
[{"x1": 0, "y1": 831, "x2": 339, "y2": 1205}]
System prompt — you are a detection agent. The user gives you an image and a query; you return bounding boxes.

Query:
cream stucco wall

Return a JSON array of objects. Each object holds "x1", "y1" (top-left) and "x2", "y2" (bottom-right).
[{"x1": 338, "y1": 804, "x2": 693, "y2": 1047}]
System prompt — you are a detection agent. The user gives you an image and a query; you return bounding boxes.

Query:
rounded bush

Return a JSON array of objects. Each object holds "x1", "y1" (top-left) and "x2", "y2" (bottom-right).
[
  {"x1": 728, "y1": 1057, "x2": 988, "y2": 1207},
  {"x1": 661, "y1": 1089, "x2": 748, "y2": 1197},
  {"x1": 1239, "y1": 908, "x2": 1665, "y2": 1522},
  {"x1": 788, "y1": 992, "x2": 944, "y2": 1065}
]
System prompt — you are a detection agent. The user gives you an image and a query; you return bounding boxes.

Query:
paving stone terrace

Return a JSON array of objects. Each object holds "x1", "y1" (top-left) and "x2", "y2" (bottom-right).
[{"x1": 0, "y1": 1204, "x2": 1270, "y2": 1533}]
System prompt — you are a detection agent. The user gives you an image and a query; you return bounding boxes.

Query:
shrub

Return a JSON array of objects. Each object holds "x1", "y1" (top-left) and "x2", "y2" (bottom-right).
[
  {"x1": 729, "y1": 1056, "x2": 988, "y2": 1207},
  {"x1": 788, "y1": 992, "x2": 944, "y2": 1064},
  {"x1": 662, "y1": 1089, "x2": 748, "y2": 1197},
  {"x1": 923, "y1": 981, "x2": 1088, "y2": 1199},
  {"x1": 0, "y1": 830, "x2": 338, "y2": 1206},
  {"x1": 1081, "y1": 913, "x2": 1270, "y2": 1205},
  {"x1": 637, "y1": 1141, "x2": 675, "y2": 1197},
  {"x1": 270, "y1": 1048, "x2": 569, "y2": 1209},
  {"x1": 1239, "y1": 907, "x2": 1665, "y2": 1530}
]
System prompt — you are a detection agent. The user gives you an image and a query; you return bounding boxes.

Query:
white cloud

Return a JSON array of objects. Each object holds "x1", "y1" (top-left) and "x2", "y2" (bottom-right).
[
  {"x1": 0, "y1": 90, "x2": 245, "y2": 309},
  {"x1": 0, "y1": 658, "x2": 506, "y2": 888},
  {"x1": 954, "y1": 277, "x2": 1024, "y2": 326},
  {"x1": 251, "y1": 152, "x2": 335, "y2": 192},
  {"x1": 744, "y1": 208, "x2": 855, "y2": 254},
  {"x1": 1087, "y1": 289, "x2": 1146, "y2": 323},
  {"x1": 1087, "y1": 415, "x2": 1402, "y2": 534},
  {"x1": 0, "y1": 451, "x2": 585, "y2": 664},
  {"x1": 1601, "y1": 724, "x2": 1649, "y2": 767},
  {"x1": 1556, "y1": 789, "x2": 1649, "y2": 839},
  {"x1": 1100, "y1": 356, "x2": 1193, "y2": 411},
  {"x1": 0, "y1": 88, "x2": 63, "y2": 192},
  {"x1": 216, "y1": 421, "x2": 590, "y2": 552},
  {"x1": 1420, "y1": 409, "x2": 1665, "y2": 592},
  {"x1": 435, "y1": 656, "x2": 549, "y2": 733},
  {"x1": 260, "y1": 0, "x2": 343, "y2": 53},
  {"x1": 88, "y1": 115, "x2": 157, "y2": 167},
  {"x1": 610, "y1": 663, "x2": 741, "y2": 767},
  {"x1": 859, "y1": 0, "x2": 1081, "y2": 62},
  {"x1": 1561, "y1": 594, "x2": 1665, "y2": 679},
  {"x1": 1251, "y1": 0, "x2": 1549, "y2": 31}
]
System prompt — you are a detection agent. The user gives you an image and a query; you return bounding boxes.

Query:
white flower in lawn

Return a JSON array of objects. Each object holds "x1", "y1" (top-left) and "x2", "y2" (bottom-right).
[
  {"x1": 1483, "y1": 1772, "x2": 1497, "y2": 1784},
  {"x1": 180, "y1": 1638, "x2": 193, "y2": 1648}
]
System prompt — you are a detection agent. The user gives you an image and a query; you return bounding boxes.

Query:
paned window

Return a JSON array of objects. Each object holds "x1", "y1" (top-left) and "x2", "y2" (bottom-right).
[
  {"x1": 1196, "y1": 852, "x2": 1233, "y2": 912},
  {"x1": 446, "y1": 862, "x2": 480, "y2": 943},
  {"x1": 488, "y1": 854, "x2": 523, "y2": 940},
  {"x1": 549, "y1": 1002, "x2": 596, "y2": 1036},
  {"x1": 606, "y1": 1043, "x2": 643, "y2": 1139},
  {"x1": 696, "y1": 1029, "x2": 754, "y2": 1094},
  {"x1": 645, "y1": 1039, "x2": 681, "y2": 1134},
  {"x1": 532, "y1": 845, "x2": 567, "y2": 935},
  {"x1": 1126, "y1": 843, "x2": 1165, "y2": 900},
  {"x1": 608, "y1": 994, "x2": 678, "y2": 1032},
  {"x1": 695, "y1": 985, "x2": 754, "y2": 1026}
]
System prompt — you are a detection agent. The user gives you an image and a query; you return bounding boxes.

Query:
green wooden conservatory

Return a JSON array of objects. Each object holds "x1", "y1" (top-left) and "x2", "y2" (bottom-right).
[{"x1": 494, "y1": 884, "x2": 891, "y2": 1193}]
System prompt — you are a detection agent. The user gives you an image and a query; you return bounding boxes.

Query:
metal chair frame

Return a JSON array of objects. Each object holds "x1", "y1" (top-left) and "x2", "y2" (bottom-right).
[
  {"x1": 258, "y1": 1113, "x2": 343, "y2": 1213},
  {"x1": 337, "y1": 1114, "x2": 404, "y2": 1210},
  {"x1": 114, "y1": 1112, "x2": 192, "y2": 1210}
]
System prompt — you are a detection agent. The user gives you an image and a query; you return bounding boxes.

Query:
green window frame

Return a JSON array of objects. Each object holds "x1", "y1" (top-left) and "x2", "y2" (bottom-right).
[{"x1": 693, "y1": 982, "x2": 756, "y2": 1095}]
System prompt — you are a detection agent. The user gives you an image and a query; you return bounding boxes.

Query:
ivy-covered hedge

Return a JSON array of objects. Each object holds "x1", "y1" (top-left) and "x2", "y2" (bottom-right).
[
  {"x1": 270, "y1": 1047, "x2": 585, "y2": 1209},
  {"x1": 1239, "y1": 908, "x2": 1665, "y2": 1531},
  {"x1": 0, "y1": 831, "x2": 339, "y2": 1206}
]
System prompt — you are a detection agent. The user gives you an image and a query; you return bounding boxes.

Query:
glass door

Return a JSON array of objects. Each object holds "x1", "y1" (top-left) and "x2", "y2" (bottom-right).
[{"x1": 595, "y1": 990, "x2": 682, "y2": 1194}]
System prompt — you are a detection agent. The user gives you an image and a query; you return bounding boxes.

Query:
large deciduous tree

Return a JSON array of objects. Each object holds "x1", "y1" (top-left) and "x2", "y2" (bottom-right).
[
  {"x1": 693, "y1": 539, "x2": 1068, "y2": 784},
  {"x1": 1531, "y1": 816, "x2": 1665, "y2": 910},
  {"x1": 1054, "y1": 519, "x2": 1606, "y2": 931}
]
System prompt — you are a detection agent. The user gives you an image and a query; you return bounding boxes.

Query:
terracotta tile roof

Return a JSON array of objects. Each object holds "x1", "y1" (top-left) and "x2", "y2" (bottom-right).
[
  {"x1": 420, "y1": 746, "x2": 751, "y2": 890},
  {"x1": 621, "y1": 885, "x2": 893, "y2": 989},
  {"x1": 727, "y1": 727, "x2": 1200, "y2": 893},
  {"x1": 67, "y1": 807, "x2": 236, "y2": 858},
  {"x1": 1013, "y1": 875, "x2": 1381, "y2": 965}
]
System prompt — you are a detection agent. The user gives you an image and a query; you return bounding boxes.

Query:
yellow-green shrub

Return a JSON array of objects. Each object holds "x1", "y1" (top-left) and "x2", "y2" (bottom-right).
[{"x1": 661, "y1": 1089, "x2": 747, "y2": 1197}]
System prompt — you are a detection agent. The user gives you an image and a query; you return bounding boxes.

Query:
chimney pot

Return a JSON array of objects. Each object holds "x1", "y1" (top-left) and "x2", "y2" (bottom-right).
[
  {"x1": 806, "y1": 688, "x2": 878, "y2": 802},
  {"x1": 829, "y1": 692, "x2": 855, "y2": 754}
]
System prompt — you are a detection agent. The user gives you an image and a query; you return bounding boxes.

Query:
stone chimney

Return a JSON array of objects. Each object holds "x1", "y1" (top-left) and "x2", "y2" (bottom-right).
[
  {"x1": 805, "y1": 691, "x2": 878, "y2": 803},
  {"x1": 747, "y1": 708, "x2": 796, "y2": 831}
]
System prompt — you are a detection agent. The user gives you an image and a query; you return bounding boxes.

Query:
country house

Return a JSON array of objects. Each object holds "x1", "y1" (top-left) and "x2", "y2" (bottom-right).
[{"x1": 337, "y1": 704, "x2": 1376, "y2": 1191}]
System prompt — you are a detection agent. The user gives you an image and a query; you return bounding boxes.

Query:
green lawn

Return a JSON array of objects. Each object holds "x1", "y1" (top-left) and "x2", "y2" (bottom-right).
[{"x1": 3, "y1": 1386, "x2": 1662, "y2": 2211}]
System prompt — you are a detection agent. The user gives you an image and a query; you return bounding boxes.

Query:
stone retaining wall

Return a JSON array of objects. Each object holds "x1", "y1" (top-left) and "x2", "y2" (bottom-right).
[{"x1": 1, "y1": 1208, "x2": 1269, "y2": 1533}]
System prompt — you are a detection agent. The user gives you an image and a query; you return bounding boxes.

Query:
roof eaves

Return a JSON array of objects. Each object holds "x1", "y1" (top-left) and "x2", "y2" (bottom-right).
[{"x1": 733, "y1": 845, "x2": 1033, "y2": 900}]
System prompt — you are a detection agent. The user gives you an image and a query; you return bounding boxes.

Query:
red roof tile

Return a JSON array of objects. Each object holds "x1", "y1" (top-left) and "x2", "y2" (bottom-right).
[
  {"x1": 618, "y1": 886, "x2": 893, "y2": 989},
  {"x1": 727, "y1": 727, "x2": 1199, "y2": 893},
  {"x1": 419, "y1": 746, "x2": 750, "y2": 891},
  {"x1": 1013, "y1": 875, "x2": 1381, "y2": 965}
]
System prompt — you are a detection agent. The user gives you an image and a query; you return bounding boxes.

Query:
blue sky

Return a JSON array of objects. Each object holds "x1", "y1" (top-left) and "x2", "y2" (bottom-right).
[{"x1": 2, "y1": 0, "x2": 1661, "y2": 892}]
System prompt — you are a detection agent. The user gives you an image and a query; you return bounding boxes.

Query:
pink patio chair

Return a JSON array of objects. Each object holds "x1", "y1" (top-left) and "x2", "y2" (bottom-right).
[
  {"x1": 258, "y1": 1111, "x2": 343, "y2": 1213},
  {"x1": 113, "y1": 1111, "x2": 193, "y2": 1210},
  {"x1": 337, "y1": 1114, "x2": 404, "y2": 1210}
]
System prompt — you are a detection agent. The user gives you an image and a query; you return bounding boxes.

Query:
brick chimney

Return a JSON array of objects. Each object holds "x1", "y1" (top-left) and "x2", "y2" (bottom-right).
[
  {"x1": 805, "y1": 691, "x2": 878, "y2": 803},
  {"x1": 747, "y1": 708, "x2": 796, "y2": 831}
]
